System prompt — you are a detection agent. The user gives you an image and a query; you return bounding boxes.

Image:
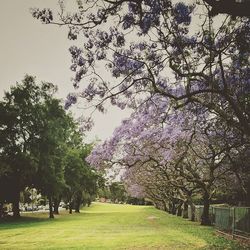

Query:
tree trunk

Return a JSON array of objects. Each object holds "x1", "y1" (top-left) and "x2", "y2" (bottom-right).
[
  {"x1": 201, "y1": 193, "x2": 211, "y2": 225},
  {"x1": 168, "y1": 202, "x2": 172, "y2": 214},
  {"x1": 12, "y1": 191, "x2": 20, "y2": 218},
  {"x1": 183, "y1": 200, "x2": 189, "y2": 219},
  {"x1": 171, "y1": 201, "x2": 177, "y2": 215},
  {"x1": 75, "y1": 206, "x2": 80, "y2": 213},
  {"x1": 163, "y1": 201, "x2": 168, "y2": 212},
  {"x1": 75, "y1": 196, "x2": 81, "y2": 213},
  {"x1": 0, "y1": 202, "x2": 3, "y2": 218},
  {"x1": 245, "y1": 185, "x2": 250, "y2": 206},
  {"x1": 48, "y1": 196, "x2": 54, "y2": 219},
  {"x1": 177, "y1": 201, "x2": 183, "y2": 216},
  {"x1": 87, "y1": 200, "x2": 91, "y2": 207},
  {"x1": 188, "y1": 198, "x2": 195, "y2": 221},
  {"x1": 53, "y1": 197, "x2": 60, "y2": 215},
  {"x1": 69, "y1": 202, "x2": 73, "y2": 214}
]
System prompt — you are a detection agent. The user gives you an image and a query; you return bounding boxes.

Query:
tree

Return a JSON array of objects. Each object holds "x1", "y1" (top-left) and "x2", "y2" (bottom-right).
[
  {"x1": 109, "y1": 182, "x2": 127, "y2": 203},
  {"x1": 0, "y1": 76, "x2": 51, "y2": 218},
  {"x1": 0, "y1": 75, "x2": 80, "y2": 219},
  {"x1": 32, "y1": 1, "x2": 250, "y2": 137},
  {"x1": 204, "y1": 0, "x2": 250, "y2": 17},
  {"x1": 63, "y1": 145, "x2": 98, "y2": 214},
  {"x1": 33, "y1": 97, "x2": 75, "y2": 218},
  {"x1": 87, "y1": 95, "x2": 248, "y2": 225}
]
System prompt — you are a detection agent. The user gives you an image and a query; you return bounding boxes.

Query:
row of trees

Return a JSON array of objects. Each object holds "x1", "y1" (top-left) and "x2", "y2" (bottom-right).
[
  {"x1": 88, "y1": 97, "x2": 249, "y2": 225},
  {"x1": 97, "y1": 181, "x2": 153, "y2": 205},
  {"x1": 32, "y1": 1, "x2": 249, "y2": 225},
  {"x1": 98, "y1": 182, "x2": 127, "y2": 203},
  {"x1": 0, "y1": 76, "x2": 98, "y2": 218}
]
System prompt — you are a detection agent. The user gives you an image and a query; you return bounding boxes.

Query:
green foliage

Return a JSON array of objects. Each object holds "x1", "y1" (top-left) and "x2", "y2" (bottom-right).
[
  {"x1": 109, "y1": 182, "x2": 127, "y2": 203},
  {"x1": 63, "y1": 144, "x2": 98, "y2": 212},
  {"x1": 0, "y1": 76, "x2": 54, "y2": 215},
  {"x1": 0, "y1": 75, "x2": 98, "y2": 218}
]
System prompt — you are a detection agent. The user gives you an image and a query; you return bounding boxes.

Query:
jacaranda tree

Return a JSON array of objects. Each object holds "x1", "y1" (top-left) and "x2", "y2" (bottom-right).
[{"x1": 32, "y1": 1, "x2": 250, "y2": 136}]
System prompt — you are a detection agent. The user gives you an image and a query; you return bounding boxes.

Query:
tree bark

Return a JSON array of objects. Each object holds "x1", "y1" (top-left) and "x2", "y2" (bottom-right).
[
  {"x1": 0, "y1": 202, "x2": 3, "y2": 218},
  {"x1": 48, "y1": 196, "x2": 54, "y2": 219},
  {"x1": 204, "y1": 0, "x2": 250, "y2": 17},
  {"x1": 163, "y1": 201, "x2": 168, "y2": 212},
  {"x1": 69, "y1": 202, "x2": 73, "y2": 214},
  {"x1": 167, "y1": 202, "x2": 171, "y2": 214},
  {"x1": 53, "y1": 197, "x2": 60, "y2": 215},
  {"x1": 171, "y1": 201, "x2": 177, "y2": 215},
  {"x1": 183, "y1": 200, "x2": 189, "y2": 219},
  {"x1": 75, "y1": 197, "x2": 81, "y2": 213},
  {"x1": 244, "y1": 185, "x2": 250, "y2": 206},
  {"x1": 201, "y1": 193, "x2": 211, "y2": 225},
  {"x1": 177, "y1": 201, "x2": 183, "y2": 216},
  {"x1": 87, "y1": 200, "x2": 91, "y2": 207},
  {"x1": 12, "y1": 191, "x2": 20, "y2": 218},
  {"x1": 188, "y1": 198, "x2": 195, "y2": 221}
]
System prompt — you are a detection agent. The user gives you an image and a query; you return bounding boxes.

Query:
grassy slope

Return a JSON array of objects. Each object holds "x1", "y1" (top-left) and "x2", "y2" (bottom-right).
[{"x1": 0, "y1": 202, "x2": 246, "y2": 250}]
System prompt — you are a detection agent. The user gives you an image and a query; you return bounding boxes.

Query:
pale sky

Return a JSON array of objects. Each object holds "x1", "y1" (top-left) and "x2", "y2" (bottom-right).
[{"x1": 0, "y1": 0, "x2": 131, "y2": 142}]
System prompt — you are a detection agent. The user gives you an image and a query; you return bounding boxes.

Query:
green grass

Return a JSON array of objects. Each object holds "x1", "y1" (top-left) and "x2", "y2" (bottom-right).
[{"x1": 0, "y1": 202, "x2": 246, "y2": 249}]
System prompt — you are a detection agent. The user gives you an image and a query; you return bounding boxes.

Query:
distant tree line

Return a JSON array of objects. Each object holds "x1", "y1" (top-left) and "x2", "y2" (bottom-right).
[{"x1": 97, "y1": 181, "x2": 153, "y2": 205}]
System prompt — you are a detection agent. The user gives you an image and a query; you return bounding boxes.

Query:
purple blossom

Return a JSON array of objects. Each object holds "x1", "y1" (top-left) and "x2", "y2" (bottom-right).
[
  {"x1": 64, "y1": 93, "x2": 77, "y2": 109},
  {"x1": 97, "y1": 9, "x2": 106, "y2": 20},
  {"x1": 31, "y1": 8, "x2": 53, "y2": 24},
  {"x1": 115, "y1": 34, "x2": 125, "y2": 47},
  {"x1": 69, "y1": 46, "x2": 82, "y2": 60},
  {"x1": 86, "y1": 51, "x2": 94, "y2": 64},
  {"x1": 113, "y1": 53, "x2": 144, "y2": 75},
  {"x1": 140, "y1": 13, "x2": 154, "y2": 34},
  {"x1": 123, "y1": 14, "x2": 135, "y2": 30},
  {"x1": 128, "y1": 2, "x2": 140, "y2": 14},
  {"x1": 70, "y1": 64, "x2": 77, "y2": 72},
  {"x1": 78, "y1": 56, "x2": 86, "y2": 66},
  {"x1": 173, "y1": 3, "x2": 192, "y2": 25},
  {"x1": 156, "y1": 78, "x2": 168, "y2": 89},
  {"x1": 74, "y1": 67, "x2": 87, "y2": 83},
  {"x1": 96, "y1": 49, "x2": 106, "y2": 60},
  {"x1": 78, "y1": 117, "x2": 94, "y2": 132},
  {"x1": 151, "y1": 43, "x2": 158, "y2": 49},
  {"x1": 84, "y1": 40, "x2": 94, "y2": 49}
]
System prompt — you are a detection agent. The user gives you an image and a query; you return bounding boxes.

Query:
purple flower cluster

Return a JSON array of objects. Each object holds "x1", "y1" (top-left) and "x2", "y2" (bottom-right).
[
  {"x1": 64, "y1": 93, "x2": 77, "y2": 110},
  {"x1": 77, "y1": 116, "x2": 94, "y2": 132},
  {"x1": 173, "y1": 3, "x2": 193, "y2": 25},
  {"x1": 81, "y1": 81, "x2": 106, "y2": 102},
  {"x1": 69, "y1": 46, "x2": 82, "y2": 60},
  {"x1": 113, "y1": 53, "x2": 144, "y2": 76},
  {"x1": 31, "y1": 8, "x2": 53, "y2": 24},
  {"x1": 123, "y1": 14, "x2": 135, "y2": 30},
  {"x1": 87, "y1": 95, "x2": 192, "y2": 172}
]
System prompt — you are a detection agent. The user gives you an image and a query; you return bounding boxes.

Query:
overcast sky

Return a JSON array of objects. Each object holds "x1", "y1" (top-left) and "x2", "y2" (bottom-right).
[{"x1": 0, "y1": 0, "x2": 131, "y2": 142}]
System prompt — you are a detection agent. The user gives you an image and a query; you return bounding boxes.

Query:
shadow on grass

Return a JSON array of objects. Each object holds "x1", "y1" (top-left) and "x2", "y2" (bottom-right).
[
  {"x1": 0, "y1": 213, "x2": 67, "y2": 230},
  {"x1": 0, "y1": 210, "x2": 104, "y2": 230},
  {"x1": 0, "y1": 213, "x2": 57, "y2": 230}
]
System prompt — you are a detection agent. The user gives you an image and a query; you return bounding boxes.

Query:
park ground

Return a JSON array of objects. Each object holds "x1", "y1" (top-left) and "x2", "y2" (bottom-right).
[{"x1": 0, "y1": 202, "x2": 248, "y2": 250}]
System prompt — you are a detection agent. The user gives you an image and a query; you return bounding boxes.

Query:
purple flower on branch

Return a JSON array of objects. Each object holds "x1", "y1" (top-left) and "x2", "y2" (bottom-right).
[{"x1": 173, "y1": 3, "x2": 193, "y2": 25}]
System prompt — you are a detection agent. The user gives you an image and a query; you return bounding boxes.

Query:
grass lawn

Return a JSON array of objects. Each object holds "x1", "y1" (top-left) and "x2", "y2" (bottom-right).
[{"x1": 0, "y1": 202, "x2": 247, "y2": 249}]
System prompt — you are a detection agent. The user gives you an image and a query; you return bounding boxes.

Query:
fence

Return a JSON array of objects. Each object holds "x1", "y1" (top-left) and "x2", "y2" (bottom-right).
[
  {"x1": 187, "y1": 205, "x2": 213, "y2": 222},
  {"x1": 188, "y1": 205, "x2": 250, "y2": 238}
]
